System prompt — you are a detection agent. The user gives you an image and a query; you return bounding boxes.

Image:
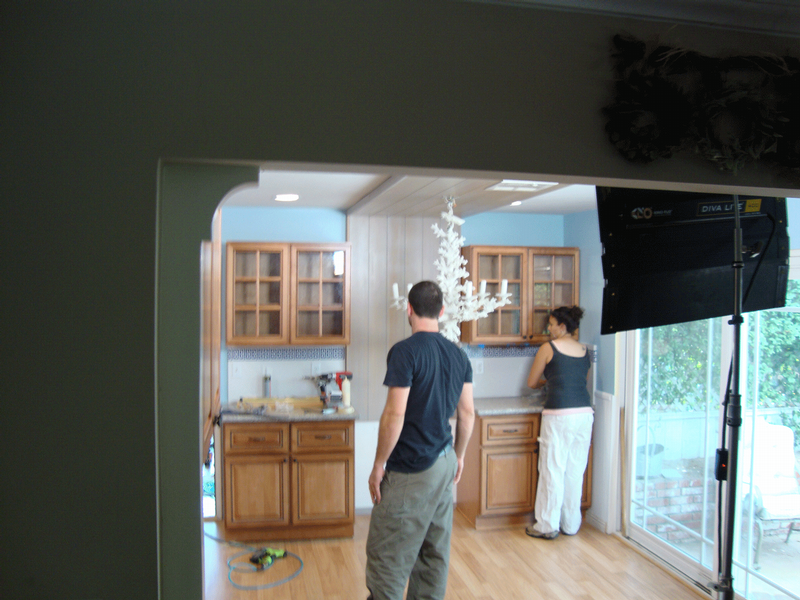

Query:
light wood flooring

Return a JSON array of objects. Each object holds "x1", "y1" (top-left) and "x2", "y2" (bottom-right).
[{"x1": 204, "y1": 512, "x2": 706, "y2": 600}]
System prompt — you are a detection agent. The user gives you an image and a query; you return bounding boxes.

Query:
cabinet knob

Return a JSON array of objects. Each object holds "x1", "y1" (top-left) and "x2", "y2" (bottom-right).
[{"x1": 502, "y1": 429, "x2": 519, "y2": 434}]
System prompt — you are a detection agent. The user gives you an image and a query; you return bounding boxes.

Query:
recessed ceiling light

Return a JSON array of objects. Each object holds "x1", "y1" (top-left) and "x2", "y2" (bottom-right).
[
  {"x1": 274, "y1": 193, "x2": 299, "y2": 202},
  {"x1": 486, "y1": 179, "x2": 558, "y2": 192},
  {"x1": 510, "y1": 201, "x2": 522, "y2": 206}
]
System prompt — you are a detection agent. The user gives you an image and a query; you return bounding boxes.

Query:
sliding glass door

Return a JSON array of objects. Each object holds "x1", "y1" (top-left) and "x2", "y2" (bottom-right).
[
  {"x1": 628, "y1": 317, "x2": 725, "y2": 586},
  {"x1": 626, "y1": 281, "x2": 800, "y2": 600}
]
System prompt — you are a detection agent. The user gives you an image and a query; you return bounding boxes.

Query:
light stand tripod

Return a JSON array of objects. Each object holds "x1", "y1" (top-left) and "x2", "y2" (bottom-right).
[{"x1": 710, "y1": 194, "x2": 744, "y2": 599}]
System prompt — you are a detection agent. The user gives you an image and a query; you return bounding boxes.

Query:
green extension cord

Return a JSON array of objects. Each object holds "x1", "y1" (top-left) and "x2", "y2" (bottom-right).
[{"x1": 204, "y1": 532, "x2": 304, "y2": 591}]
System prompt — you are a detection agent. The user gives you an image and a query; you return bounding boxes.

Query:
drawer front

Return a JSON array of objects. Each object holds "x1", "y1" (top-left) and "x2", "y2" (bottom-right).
[
  {"x1": 481, "y1": 415, "x2": 540, "y2": 446},
  {"x1": 224, "y1": 423, "x2": 289, "y2": 454},
  {"x1": 292, "y1": 421, "x2": 354, "y2": 453}
]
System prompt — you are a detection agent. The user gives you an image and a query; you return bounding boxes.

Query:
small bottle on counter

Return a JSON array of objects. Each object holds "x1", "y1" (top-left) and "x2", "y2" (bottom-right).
[{"x1": 341, "y1": 377, "x2": 351, "y2": 407}]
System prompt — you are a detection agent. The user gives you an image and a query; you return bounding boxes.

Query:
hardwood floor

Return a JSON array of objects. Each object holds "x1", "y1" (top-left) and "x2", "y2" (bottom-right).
[{"x1": 204, "y1": 512, "x2": 706, "y2": 600}]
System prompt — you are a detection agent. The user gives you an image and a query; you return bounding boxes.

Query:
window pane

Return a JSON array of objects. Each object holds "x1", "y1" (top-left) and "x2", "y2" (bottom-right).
[
  {"x1": 297, "y1": 311, "x2": 318, "y2": 336},
  {"x1": 507, "y1": 282, "x2": 521, "y2": 306},
  {"x1": 534, "y1": 283, "x2": 551, "y2": 307},
  {"x1": 297, "y1": 282, "x2": 319, "y2": 306},
  {"x1": 259, "y1": 282, "x2": 281, "y2": 305},
  {"x1": 234, "y1": 282, "x2": 257, "y2": 305},
  {"x1": 533, "y1": 256, "x2": 552, "y2": 281},
  {"x1": 553, "y1": 256, "x2": 573, "y2": 280},
  {"x1": 501, "y1": 255, "x2": 521, "y2": 280},
  {"x1": 479, "y1": 255, "x2": 499, "y2": 280},
  {"x1": 322, "y1": 282, "x2": 343, "y2": 306},
  {"x1": 321, "y1": 311, "x2": 343, "y2": 336},
  {"x1": 500, "y1": 310, "x2": 520, "y2": 335},
  {"x1": 554, "y1": 283, "x2": 572, "y2": 306},
  {"x1": 478, "y1": 312, "x2": 498, "y2": 335},
  {"x1": 321, "y1": 251, "x2": 345, "y2": 278},
  {"x1": 258, "y1": 311, "x2": 281, "y2": 336},
  {"x1": 532, "y1": 311, "x2": 549, "y2": 336},
  {"x1": 259, "y1": 251, "x2": 281, "y2": 277},
  {"x1": 234, "y1": 251, "x2": 257, "y2": 277},
  {"x1": 297, "y1": 251, "x2": 320, "y2": 279},
  {"x1": 632, "y1": 319, "x2": 723, "y2": 571},
  {"x1": 234, "y1": 311, "x2": 256, "y2": 337}
]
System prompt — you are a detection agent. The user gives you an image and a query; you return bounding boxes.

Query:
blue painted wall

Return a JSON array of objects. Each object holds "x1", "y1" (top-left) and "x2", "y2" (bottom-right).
[
  {"x1": 221, "y1": 206, "x2": 347, "y2": 243},
  {"x1": 462, "y1": 212, "x2": 563, "y2": 246},
  {"x1": 564, "y1": 209, "x2": 614, "y2": 393}
]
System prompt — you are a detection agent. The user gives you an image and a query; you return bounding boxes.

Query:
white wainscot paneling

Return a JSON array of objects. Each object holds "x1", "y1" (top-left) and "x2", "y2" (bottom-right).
[{"x1": 586, "y1": 390, "x2": 620, "y2": 535}]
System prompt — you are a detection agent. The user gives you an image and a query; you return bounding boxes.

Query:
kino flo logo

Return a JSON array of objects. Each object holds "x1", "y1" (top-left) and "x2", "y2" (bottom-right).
[{"x1": 631, "y1": 207, "x2": 653, "y2": 220}]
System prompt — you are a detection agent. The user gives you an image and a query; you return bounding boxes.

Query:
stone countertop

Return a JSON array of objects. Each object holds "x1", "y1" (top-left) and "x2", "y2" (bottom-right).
[
  {"x1": 473, "y1": 393, "x2": 546, "y2": 416},
  {"x1": 220, "y1": 409, "x2": 359, "y2": 424}
]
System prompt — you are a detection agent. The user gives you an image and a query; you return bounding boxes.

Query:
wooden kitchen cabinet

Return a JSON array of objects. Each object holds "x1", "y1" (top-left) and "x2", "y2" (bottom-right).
[
  {"x1": 290, "y1": 244, "x2": 351, "y2": 345},
  {"x1": 460, "y1": 246, "x2": 579, "y2": 345},
  {"x1": 457, "y1": 413, "x2": 592, "y2": 530},
  {"x1": 226, "y1": 242, "x2": 351, "y2": 346},
  {"x1": 226, "y1": 243, "x2": 290, "y2": 345},
  {"x1": 223, "y1": 420, "x2": 355, "y2": 540}
]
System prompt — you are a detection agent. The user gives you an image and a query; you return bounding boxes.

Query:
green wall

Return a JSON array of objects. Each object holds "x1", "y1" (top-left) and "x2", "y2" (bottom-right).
[{"x1": 3, "y1": 2, "x2": 798, "y2": 599}]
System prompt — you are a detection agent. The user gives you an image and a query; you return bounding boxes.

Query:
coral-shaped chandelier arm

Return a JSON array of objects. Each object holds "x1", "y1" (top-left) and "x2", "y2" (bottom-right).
[{"x1": 390, "y1": 197, "x2": 512, "y2": 343}]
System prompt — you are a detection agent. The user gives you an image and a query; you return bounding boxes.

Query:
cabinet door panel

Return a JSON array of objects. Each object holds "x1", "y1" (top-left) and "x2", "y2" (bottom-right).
[
  {"x1": 227, "y1": 243, "x2": 290, "y2": 345},
  {"x1": 461, "y1": 246, "x2": 528, "y2": 344},
  {"x1": 290, "y1": 243, "x2": 351, "y2": 345},
  {"x1": 226, "y1": 455, "x2": 289, "y2": 527},
  {"x1": 292, "y1": 454, "x2": 354, "y2": 525},
  {"x1": 481, "y1": 446, "x2": 537, "y2": 515}
]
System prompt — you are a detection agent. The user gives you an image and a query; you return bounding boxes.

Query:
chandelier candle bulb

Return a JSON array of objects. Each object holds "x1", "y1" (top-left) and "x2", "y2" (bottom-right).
[
  {"x1": 500, "y1": 279, "x2": 508, "y2": 295},
  {"x1": 392, "y1": 283, "x2": 399, "y2": 300},
  {"x1": 480, "y1": 280, "x2": 487, "y2": 295},
  {"x1": 465, "y1": 281, "x2": 473, "y2": 296}
]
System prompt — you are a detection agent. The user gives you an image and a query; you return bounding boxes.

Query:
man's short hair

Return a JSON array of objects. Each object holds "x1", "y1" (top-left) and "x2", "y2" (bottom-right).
[{"x1": 408, "y1": 281, "x2": 443, "y2": 319}]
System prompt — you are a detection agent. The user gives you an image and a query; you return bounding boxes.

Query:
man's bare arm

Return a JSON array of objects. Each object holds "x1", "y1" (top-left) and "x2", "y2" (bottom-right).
[
  {"x1": 368, "y1": 386, "x2": 409, "y2": 504},
  {"x1": 453, "y1": 382, "x2": 475, "y2": 484}
]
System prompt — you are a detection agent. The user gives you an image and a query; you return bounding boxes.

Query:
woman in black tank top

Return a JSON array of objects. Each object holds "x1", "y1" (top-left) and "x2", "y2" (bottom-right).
[{"x1": 524, "y1": 306, "x2": 593, "y2": 540}]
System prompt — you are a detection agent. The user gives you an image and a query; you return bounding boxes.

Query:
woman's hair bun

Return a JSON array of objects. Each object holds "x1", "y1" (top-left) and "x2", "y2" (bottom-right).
[{"x1": 551, "y1": 305, "x2": 584, "y2": 334}]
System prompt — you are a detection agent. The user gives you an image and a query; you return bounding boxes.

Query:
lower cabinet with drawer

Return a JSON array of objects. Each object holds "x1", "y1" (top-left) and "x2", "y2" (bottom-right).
[
  {"x1": 223, "y1": 420, "x2": 355, "y2": 540},
  {"x1": 457, "y1": 413, "x2": 591, "y2": 530}
]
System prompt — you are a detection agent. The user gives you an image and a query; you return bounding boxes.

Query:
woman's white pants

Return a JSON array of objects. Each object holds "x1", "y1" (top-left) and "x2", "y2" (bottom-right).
[{"x1": 532, "y1": 412, "x2": 594, "y2": 535}]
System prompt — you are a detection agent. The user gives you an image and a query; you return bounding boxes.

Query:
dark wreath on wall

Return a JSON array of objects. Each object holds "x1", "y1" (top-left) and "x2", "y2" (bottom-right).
[{"x1": 603, "y1": 34, "x2": 800, "y2": 179}]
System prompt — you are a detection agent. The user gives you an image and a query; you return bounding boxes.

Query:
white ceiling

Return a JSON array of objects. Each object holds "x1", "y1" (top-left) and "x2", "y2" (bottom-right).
[{"x1": 222, "y1": 167, "x2": 599, "y2": 218}]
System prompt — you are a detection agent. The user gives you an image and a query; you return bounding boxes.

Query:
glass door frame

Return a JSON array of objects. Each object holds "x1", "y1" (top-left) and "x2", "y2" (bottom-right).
[
  {"x1": 621, "y1": 302, "x2": 800, "y2": 600},
  {"x1": 620, "y1": 325, "x2": 730, "y2": 593}
]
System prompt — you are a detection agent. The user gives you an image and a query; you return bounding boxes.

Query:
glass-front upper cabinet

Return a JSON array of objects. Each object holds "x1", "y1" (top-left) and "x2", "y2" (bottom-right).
[
  {"x1": 461, "y1": 246, "x2": 579, "y2": 345},
  {"x1": 291, "y1": 243, "x2": 351, "y2": 345},
  {"x1": 461, "y1": 246, "x2": 527, "y2": 344},
  {"x1": 226, "y1": 243, "x2": 290, "y2": 345},
  {"x1": 226, "y1": 242, "x2": 351, "y2": 346},
  {"x1": 529, "y1": 248, "x2": 578, "y2": 339}
]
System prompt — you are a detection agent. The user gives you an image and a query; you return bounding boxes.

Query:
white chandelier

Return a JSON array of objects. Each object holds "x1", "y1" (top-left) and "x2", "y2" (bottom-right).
[{"x1": 391, "y1": 198, "x2": 511, "y2": 343}]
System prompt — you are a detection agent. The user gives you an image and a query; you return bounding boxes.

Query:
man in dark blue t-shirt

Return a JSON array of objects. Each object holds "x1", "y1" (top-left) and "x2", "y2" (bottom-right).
[{"x1": 365, "y1": 281, "x2": 475, "y2": 600}]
